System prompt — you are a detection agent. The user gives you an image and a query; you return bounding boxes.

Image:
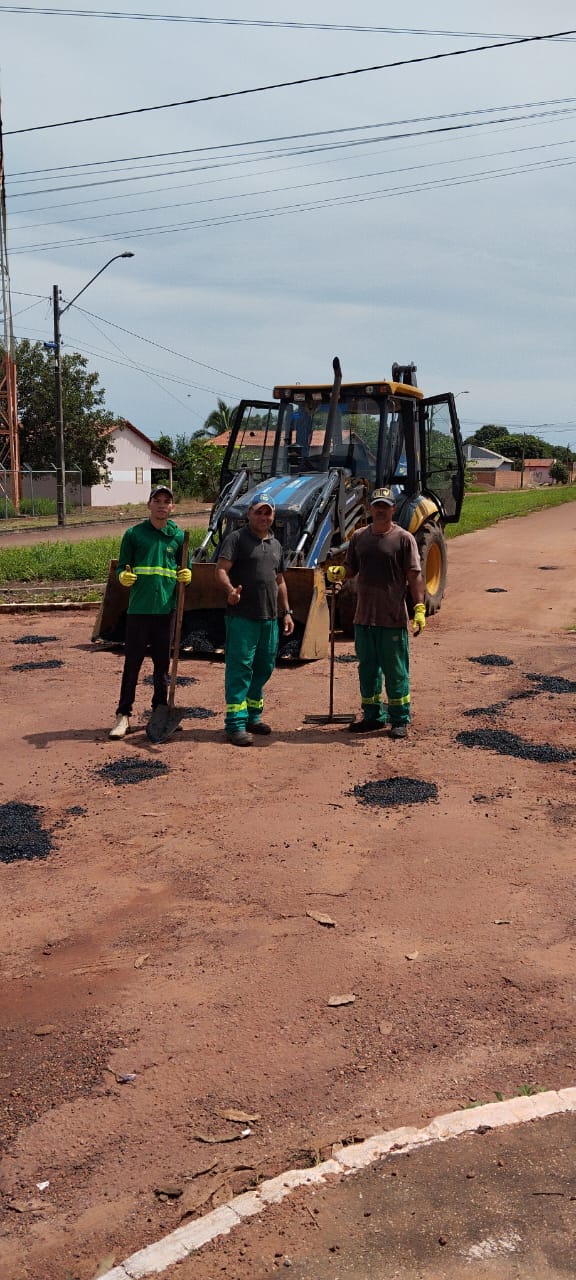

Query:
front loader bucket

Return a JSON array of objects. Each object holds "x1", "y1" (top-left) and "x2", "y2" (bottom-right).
[
  {"x1": 92, "y1": 559, "x2": 128, "y2": 644},
  {"x1": 280, "y1": 567, "x2": 329, "y2": 660},
  {"x1": 92, "y1": 560, "x2": 329, "y2": 662},
  {"x1": 180, "y1": 562, "x2": 226, "y2": 654}
]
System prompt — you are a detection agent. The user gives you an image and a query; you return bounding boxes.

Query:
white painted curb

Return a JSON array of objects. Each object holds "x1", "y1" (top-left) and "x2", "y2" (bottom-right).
[{"x1": 99, "y1": 1088, "x2": 576, "y2": 1279}]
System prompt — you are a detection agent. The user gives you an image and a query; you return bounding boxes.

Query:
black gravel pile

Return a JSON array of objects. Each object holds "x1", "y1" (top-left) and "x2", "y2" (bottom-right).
[
  {"x1": 13, "y1": 634, "x2": 58, "y2": 645},
  {"x1": 144, "y1": 673, "x2": 198, "y2": 686},
  {"x1": 179, "y1": 706, "x2": 217, "y2": 719},
  {"x1": 98, "y1": 757, "x2": 169, "y2": 786},
  {"x1": 352, "y1": 776, "x2": 438, "y2": 808},
  {"x1": 485, "y1": 587, "x2": 508, "y2": 593},
  {"x1": 469, "y1": 654, "x2": 514, "y2": 667},
  {"x1": 0, "y1": 802, "x2": 52, "y2": 864},
  {"x1": 456, "y1": 729, "x2": 575, "y2": 764},
  {"x1": 463, "y1": 702, "x2": 506, "y2": 718},
  {"x1": 11, "y1": 659, "x2": 63, "y2": 672},
  {"x1": 181, "y1": 630, "x2": 217, "y2": 653},
  {"x1": 526, "y1": 672, "x2": 576, "y2": 695},
  {"x1": 335, "y1": 654, "x2": 358, "y2": 664}
]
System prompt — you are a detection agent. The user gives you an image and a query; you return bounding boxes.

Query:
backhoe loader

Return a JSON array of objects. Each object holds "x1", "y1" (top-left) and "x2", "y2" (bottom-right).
[{"x1": 93, "y1": 359, "x2": 465, "y2": 659}]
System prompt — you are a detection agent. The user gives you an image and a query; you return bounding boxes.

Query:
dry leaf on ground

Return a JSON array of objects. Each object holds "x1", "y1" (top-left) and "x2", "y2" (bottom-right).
[
  {"x1": 218, "y1": 1108, "x2": 261, "y2": 1123},
  {"x1": 306, "y1": 910, "x2": 336, "y2": 927}
]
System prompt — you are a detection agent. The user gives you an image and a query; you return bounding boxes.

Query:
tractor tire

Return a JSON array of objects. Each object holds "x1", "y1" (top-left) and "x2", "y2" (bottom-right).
[
  {"x1": 416, "y1": 522, "x2": 447, "y2": 615},
  {"x1": 337, "y1": 579, "x2": 357, "y2": 637}
]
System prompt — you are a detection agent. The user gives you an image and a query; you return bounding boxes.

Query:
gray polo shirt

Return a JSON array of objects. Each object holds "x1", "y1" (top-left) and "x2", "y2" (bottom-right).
[{"x1": 218, "y1": 527, "x2": 285, "y2": 621}]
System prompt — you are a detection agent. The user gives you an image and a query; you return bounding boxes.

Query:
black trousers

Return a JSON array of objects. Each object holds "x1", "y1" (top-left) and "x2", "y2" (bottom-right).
[{"x1": 116, "y1": 613, "x2": 175, "y2": 716}]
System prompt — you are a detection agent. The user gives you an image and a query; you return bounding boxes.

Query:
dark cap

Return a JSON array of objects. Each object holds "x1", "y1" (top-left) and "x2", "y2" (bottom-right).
[
  {"x1": 149, "y1": 485, "x2": 173, "y2": 501},
  {"x1": 370, "y1": 486, "x2": 395, "y2": 507}
]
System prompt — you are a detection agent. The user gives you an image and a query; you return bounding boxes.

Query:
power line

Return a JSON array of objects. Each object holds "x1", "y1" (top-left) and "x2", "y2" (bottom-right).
[
  {"x1": 11, "y1": 134, "x2": 575, "y2": 235},
  {"x1": 8, "y1": 105, "x2": 576, "y2": 203},
  {"x1": 1, "y1": 8, "x2": 575, "y2": 40},
  {"x1": 8, "y1": 96, "x2": 575, "y2": 181},
  {"x1": 10, "y1": 153, "x2": 575, "y2": 254},
  {"x1": 6, "y1": 28, "x2": 575, "y2": 136},
  {"x1": 74, "y1": 305, "x2": 269, "y2": 392}
]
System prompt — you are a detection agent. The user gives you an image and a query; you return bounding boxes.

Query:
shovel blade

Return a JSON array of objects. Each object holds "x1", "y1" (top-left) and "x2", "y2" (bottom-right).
[{"x1": 145, "y1": 707, "x2": 183, "y2": 744}]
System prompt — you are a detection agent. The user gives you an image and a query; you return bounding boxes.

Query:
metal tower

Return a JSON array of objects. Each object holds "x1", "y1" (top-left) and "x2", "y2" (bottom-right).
[{"x1": 0, "y1": 99, "x2": 21, "y2": 509}]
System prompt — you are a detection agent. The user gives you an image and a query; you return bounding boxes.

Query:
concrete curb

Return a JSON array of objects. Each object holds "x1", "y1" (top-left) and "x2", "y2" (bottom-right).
[
  {"x1": 98, "y1": 1087, "x2": 576, "y2": 1279},
  {"x1": 0, "y1": 601, "x2": 99, "y2": 612}
]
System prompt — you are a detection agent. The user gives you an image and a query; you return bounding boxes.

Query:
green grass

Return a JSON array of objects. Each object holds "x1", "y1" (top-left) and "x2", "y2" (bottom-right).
[
  {"x1": 1, "y1": 486, "x2": 575, "y2": 586},
  {"x1": 446, "y1": 486, "x2": 576, "y2": 539},
  {"x1": 0, "y1": 527, "x2": 206, "y2": 583}
]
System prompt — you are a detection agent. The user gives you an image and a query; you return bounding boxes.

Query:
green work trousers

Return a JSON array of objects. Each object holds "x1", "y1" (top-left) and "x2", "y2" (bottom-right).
[
  {"x1": 354, "y1": 624, "x2": 411, "y2": 726},
  {"x1": 224, "y1": 614, "x2": 279, "y2": 732}
]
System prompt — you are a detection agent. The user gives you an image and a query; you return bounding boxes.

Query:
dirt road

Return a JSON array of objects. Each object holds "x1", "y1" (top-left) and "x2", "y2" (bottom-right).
[{"x1": 0, "y1": 503, "x2": 575, "y2": 1280}]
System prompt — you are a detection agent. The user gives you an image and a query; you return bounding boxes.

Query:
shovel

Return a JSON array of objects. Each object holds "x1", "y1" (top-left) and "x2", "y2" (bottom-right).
[
  {"x1": 304, "y1": 583, "x2": 355, "y2": 725},
  {"x1": 146, "y1": 531, "x2": 190, "y2": 744}
]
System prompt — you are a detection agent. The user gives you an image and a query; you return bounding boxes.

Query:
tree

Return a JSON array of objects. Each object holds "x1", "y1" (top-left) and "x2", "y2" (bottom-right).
[
  {"x1": 156, "y1": 431, "x2": 224, "y2": 500},
  {"x1": 14, "y1": 339, "x2": 119, "y2": 486},
  {"x1": 470, "y1": 424, "x2": 510, "y2": 449},
  {"x1": 200, "y1": 398, "x2": 238, "y2": 438},
  {"x1": 550, "y1": 460, "x2": 569, "y2": 485}
]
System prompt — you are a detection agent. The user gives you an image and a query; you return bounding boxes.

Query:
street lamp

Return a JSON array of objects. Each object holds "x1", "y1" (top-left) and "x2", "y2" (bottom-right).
[{"x1": 52, "y1": 251, "x2": 134, "y2": 526}]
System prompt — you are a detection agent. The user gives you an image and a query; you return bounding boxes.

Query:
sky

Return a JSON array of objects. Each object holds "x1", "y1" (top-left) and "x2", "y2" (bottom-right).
[{"x1": 1, "y1": 2, "x2": 575, "y2": 449}]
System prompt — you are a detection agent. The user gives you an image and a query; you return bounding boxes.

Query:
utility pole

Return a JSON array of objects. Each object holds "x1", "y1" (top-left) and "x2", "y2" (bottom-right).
[
  {"x1": 52, "y1": 286, "x2": 66, "y2": 526},
  {"x1": 52, "y1": 251, "x2": 134, "y2": 527},
  {"x1": 0, "y1": 98, "x2": 20, "y2": 512}
]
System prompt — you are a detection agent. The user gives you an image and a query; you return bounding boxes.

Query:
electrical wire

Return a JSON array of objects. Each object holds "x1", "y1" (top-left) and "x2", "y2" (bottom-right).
[
  {"x1": 6, "y1": 28, "x2": 576, "y2": 135},
  {"x1": 8, "y1": 96, "x2": 576, "y2": 182},
  {"x1": 7, "y1": 105, "x2": 576, "y2": 203},
  {"x1": 10, "y1": 133, "x2": 576, "y2": 234},
  {"x1": 9, "y1": 153, "x2": 575, "y2": 254},
  {"x1": 1, "y1": 8, "x2": 575, "y2": 40}
]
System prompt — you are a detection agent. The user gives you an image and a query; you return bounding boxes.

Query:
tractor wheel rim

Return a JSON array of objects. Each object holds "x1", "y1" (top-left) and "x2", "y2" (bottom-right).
[{"x1": 426, "y1": 543, "x2": 443, "y2": 596}]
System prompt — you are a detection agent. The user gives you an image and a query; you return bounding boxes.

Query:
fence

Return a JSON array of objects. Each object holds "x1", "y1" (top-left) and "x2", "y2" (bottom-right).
[{"x1": 0, "y1": 465, "x2": 83, "y2": 517}]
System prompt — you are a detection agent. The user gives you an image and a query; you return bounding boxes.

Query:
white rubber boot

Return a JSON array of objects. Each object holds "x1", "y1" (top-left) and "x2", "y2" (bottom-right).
[{"x1": 109, "y1": 714, "x2": 131, "y2": 739}]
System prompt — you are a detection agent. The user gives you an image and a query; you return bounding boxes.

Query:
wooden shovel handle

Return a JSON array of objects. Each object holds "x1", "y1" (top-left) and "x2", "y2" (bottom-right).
[{"x1": 168, "y1": 531, "x2": 189, "y2": 711}]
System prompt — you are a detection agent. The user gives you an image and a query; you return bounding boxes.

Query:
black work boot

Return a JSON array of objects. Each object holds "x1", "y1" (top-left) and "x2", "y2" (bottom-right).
[
  {"x1": 248, "y1": 722, "x2": 272, "y2": 735},
  {"x1": 390, "y1": 724, "x2": 408, "y2": 739},
  {"x1": 226, "y1": 730, "x2": 254, "y2": 746}
]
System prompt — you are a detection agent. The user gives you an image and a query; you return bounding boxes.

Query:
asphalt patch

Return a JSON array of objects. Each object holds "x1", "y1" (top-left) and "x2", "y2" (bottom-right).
[
  {"x1": 66, "y1": 806, "x2": 87, "y2": 816},
  {"x1": 463, "y1": 702, "x2": 507, "y2": 718},
  {"x1": 335, "y1": 654, "x2": 358, "y2": 663},
  {"x1": 11, "y1": 659, "x2": 64, "y2": 672},
  {"x1": 469, "y1": 654, "x2": 514, "y2": 667},
  {"x1": 456, "y1": 729, "x2": 575, "y2": 764},
  {"x1": 98, "y1": 757, "x2": 170, "y2": 786},
  {"x1": 181, "y1": 629, "x2": 217, "y2": 653},
  {"x1": 179, "y1": 706, "x2": 217, "y2": 719},
  {"x1": 144, "y1": 673, "x2": 198, "y2": 686},
  {"x1": 485, "y1": 587, "x2": 508, "y2": 593},
  {"x1": 13, "y1": 634, "x2": 58, "y2": 645},
  {"x1": 526, "y1": 672, "x2": 576, "y2": 694},
  {"x1": 352, "y1": 776, "x2": 438, "y2": 808},
  {"x1": 0, "y1": 802, "x2": 52, "y2": 864}
]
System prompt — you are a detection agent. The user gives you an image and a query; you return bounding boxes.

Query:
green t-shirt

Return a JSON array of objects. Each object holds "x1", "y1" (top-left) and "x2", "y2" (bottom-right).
[{"x1": 117, "y1": 518, "x2": 185, "y2": 615}]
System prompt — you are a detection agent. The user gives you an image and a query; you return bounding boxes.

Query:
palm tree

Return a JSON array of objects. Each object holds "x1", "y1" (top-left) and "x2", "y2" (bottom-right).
[{"x1": 199, "y1": 399, "x2": 238, "y2": 438}]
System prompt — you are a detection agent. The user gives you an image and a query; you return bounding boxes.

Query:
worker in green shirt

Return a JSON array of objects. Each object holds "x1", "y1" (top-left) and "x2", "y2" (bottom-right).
[{"x1": 109, "y1": 485, "x2": 191, "y2": 739}]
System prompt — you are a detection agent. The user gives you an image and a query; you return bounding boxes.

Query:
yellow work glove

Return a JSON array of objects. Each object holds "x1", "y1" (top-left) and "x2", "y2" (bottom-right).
[
  {"x1": 176, "y1": 567, "x2": 192, "y2": 585},
  {"x1": 119, "y1": 566, "x2": 137, "y2": 588},
  {"x1": 412, "y1": 603, "x2": 426, "y2": 635},
  {"x1": 327, "y1": 564, "x2": 347, "y2": 584}
]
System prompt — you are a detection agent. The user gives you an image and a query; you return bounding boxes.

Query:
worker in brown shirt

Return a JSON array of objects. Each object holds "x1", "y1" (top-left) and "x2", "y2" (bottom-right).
[{"x1": 336, "y1": 488, "x2": 426, "y2": 738}]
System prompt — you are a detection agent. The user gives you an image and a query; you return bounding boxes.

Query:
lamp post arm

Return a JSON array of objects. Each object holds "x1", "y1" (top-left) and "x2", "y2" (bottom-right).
[{"x1": 59, "y1": 252, "x2": 134, "y2": 316}]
